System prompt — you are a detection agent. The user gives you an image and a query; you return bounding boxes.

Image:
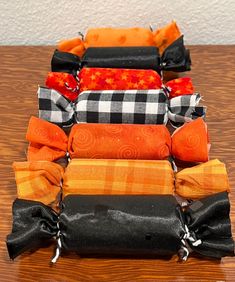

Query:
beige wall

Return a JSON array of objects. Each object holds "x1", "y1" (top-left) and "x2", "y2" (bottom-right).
[{"x1": 0, "y1": 0, "x2": 234, "y2": 45}]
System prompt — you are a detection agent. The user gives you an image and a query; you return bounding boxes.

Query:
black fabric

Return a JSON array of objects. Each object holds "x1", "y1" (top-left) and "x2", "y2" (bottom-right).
[
  {"x1": 161, "y1": 35, "x2": 191, "y2": 72},
  {"x1": 51, "y1": 50, "x2": 81, "y2": 76},
  {"x1": 6, "y1": 199, "x2": 58, "y2": 259},
  {"x1": 184, "y1": 192, "x2": 234, "y2": 258},
  {"x1": 82, "y1": 46, "x2": 161, "y2": 70},
  {"x1": 6, "y1": 192, "x2": 234, "y2": 260},
  {"x1": 51, "y1": 36, "x2": 191, "y2": 74},
  {"x1": 59, "y1": 195, "x2": 184, "y2": 256}
]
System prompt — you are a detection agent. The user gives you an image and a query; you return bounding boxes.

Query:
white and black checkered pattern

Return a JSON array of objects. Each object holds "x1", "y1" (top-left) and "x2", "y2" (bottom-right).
[
  {"x1": 38, "y1": 87, "x2": 205, "y2": 127},
  {"x1": 75, "y1": 90, "x2": 168, "y2": 124},
  {"x1": 168, "y1": 93, "x2": 206, "y2": 127},
  {"x1": 38, "y1": 87, "x2": 75, "y2": 127}
]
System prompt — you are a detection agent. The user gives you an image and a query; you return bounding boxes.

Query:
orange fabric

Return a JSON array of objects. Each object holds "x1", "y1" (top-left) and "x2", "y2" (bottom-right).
[
  {"x1": 58, "y1": 37, "x2": 85, "y2": 57},
  {"x1": 63, "y1": 159, "x2": 174, "y2": 197},
  {"x1": 26, "y1": 116, "x2": 68, "y2": 162},
  {"x1": 153, "y1": 21, "x2": 181, "y2": 54},
  {"x1": 58, "y1": 21, "x2": 181, "y2": 57},
  {"x1": 171, "y1": 118, "x2": 209, "y2": 162},
  {"x1": 26, "y1": 117, "x2": 210, "y2": 163},
  {"x1": 166, "y1": 77, "x2": 194, "y2": 99},
  {"x1": 175, "y1": 159, "x2": 230, "y2": 199},
  {"x1": 68, "y1": 123, "x2": 171, "y2": 160},
  {"x1": 13, "y1": 161, "x2": 64, "y2": 209},
  {"x1": 78, "y1": 67, "x2": 162, "y2": 92}
]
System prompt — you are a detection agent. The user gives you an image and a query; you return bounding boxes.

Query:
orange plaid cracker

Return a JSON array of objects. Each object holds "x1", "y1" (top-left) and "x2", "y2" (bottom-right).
[
  {"x1": 62, "y1": 159, "x2": 174, "y2": 197},
  {"x1": 13, "y1": 161, "x2": 64, "y2": 209},
  {"x1": 175, "y1": 159, "x2": 230, "y2": 199}
]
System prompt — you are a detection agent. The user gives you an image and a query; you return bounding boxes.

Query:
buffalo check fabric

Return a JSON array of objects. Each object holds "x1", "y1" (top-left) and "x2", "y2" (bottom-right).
[
  {"x1": 76, "y1": 90, "x2": 168, "y2": 124},
  {"x1": 38, "y1": 87, "x2": 75, "y2": 127},
  {"x1": 38, "y1": 87, "x2": 205, "y2": 127},
  {"x1": 168, "y1": 93, "x2": 206, "y2": 127}
]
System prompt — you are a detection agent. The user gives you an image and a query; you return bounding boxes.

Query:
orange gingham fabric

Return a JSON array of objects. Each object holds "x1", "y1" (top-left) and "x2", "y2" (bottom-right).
[
  {"x1": 62, "y1": 159, "x2": 174, "y2": 197},
  {"x1": 13, "y1": 161, "x2": 64, "y2": 209},
  {"x1": 175, "y1": 159, "x2": 230, "y2": 199}
]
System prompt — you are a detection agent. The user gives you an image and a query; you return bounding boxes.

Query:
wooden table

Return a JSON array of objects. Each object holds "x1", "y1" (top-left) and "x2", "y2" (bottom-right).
[{"x1": 0, "y1": 46, "x2": 235, "y2": 281}]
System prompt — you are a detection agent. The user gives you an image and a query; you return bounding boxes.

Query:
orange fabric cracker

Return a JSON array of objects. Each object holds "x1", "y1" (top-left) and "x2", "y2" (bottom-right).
[
  {"x1": 13, "y1": 161, "x2": 64, "y2": 208},
  {"x1": 58, "y1": 21, "x2": 181, "y2": 57},
  {"x1": 62, "y1": 159, "x2": 174, "y2": 197},
  {"x1": 68, "y1": 123, "x2": 171, "y2": 160}
]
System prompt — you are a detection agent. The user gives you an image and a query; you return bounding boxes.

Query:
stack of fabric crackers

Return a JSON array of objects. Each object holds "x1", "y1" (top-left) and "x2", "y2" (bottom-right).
[{"x1": 7, "y1": 21, "x2": 234, "y2": 263}]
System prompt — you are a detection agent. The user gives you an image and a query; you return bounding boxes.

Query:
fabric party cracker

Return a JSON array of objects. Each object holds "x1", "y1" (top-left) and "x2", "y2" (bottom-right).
[
  {"x1": 45, "y1": 68, "x2": 194, "y2": 102},
  {"x1": 38, "y1": 89, "x2": 204, "y2": 128},
  {"x1": 6, "y1": 193, "x2": 234, "y2": 262},
  {"x1": 57, "y1": 21, "x2": 181, "y2": 56},
  {"x1": 62, "y1": 158, "x2": 230, "y2": 199},
  {"x1": 52, "y1": 35, "x2": 191, "y2": 74},
  {"x1": 26, "y1": 117, "x2": 209, "y2": 163},
  {"x1": 12, "y1": 161, "x2": 63, "y2": 209}
]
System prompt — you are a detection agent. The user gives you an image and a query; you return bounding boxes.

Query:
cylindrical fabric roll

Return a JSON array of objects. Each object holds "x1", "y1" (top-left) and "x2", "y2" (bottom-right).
[
  {"x1": 60, "y1": 195, "x2": 184, "y2": 257},
  {"x1": 6, "y1": 192, "x2": 235, "y2": 261},
  {"x1": 75, "y1": 89, "x2": 168, "y2": 124},
  {"x1": 68, "y1": 123, "x2": 171, "y2": 160},
  {"x1": 78, "y1": 67, "x2": 162, "y2": 93},
  {"x1": 82, "y1": 47, "x2": 160, "y2": 70},
  {"x1": 175, "y1": 159, "x2": 230, "y2": 199},
  {"x1": 12, "y1": 161, "x2": 63, "y2": 209},
  {"x1": 62, "y1": 159, "x2": 174, "y2": 197}
]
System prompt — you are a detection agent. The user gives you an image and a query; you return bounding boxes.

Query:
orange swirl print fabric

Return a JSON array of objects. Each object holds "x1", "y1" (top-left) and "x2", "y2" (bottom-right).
[
  {"x1": 175, "y1": 159, "x2": 230, "y2": 199},
  {"x1": 58, "y1": 21, "x2": 181, "y2": 57},
  {"x1": 12, "y1": 161, "x2": 64, "y2": 209},
  {"x1": 62, "y1": 159, "x2": 174, "y2": 197},
  {"x1": 78, "y1": 67, "x2": 162, "y2": 93},
  {"x1": 171, "y1": 118, "x2": 209, "y2": 162},
  {"x1": 68, "y1": 123, "x2": 171, "y2": 160},
  {"x1": 26, "y1": 116, "x2": 68, "y2": 162}
]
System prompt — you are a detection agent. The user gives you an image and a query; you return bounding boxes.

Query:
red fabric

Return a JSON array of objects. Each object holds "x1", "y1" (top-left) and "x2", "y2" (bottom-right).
[
  {"x1": 78, "y1": 68, "x2": 162, "y2": 92},
  {"x1": 166, "y1": 77, "x2": 194, "y2": 99},
  {"x1": 45, "y1": 72, "x2": 79, "y2": 101}
]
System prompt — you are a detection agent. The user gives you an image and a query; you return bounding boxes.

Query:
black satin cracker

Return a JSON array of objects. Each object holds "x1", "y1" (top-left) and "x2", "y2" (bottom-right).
[
  {"x1": 6, "y1": 192, "x2": 234, "y2": 260},
  {"x1": 51, "y1": 35, "x2": 191, "y2": 74}
]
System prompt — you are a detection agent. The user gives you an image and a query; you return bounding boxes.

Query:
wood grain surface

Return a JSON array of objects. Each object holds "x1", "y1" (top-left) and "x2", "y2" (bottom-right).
[{"x1": 0, "y1": 46, "x2": 235, "y2": 281}]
